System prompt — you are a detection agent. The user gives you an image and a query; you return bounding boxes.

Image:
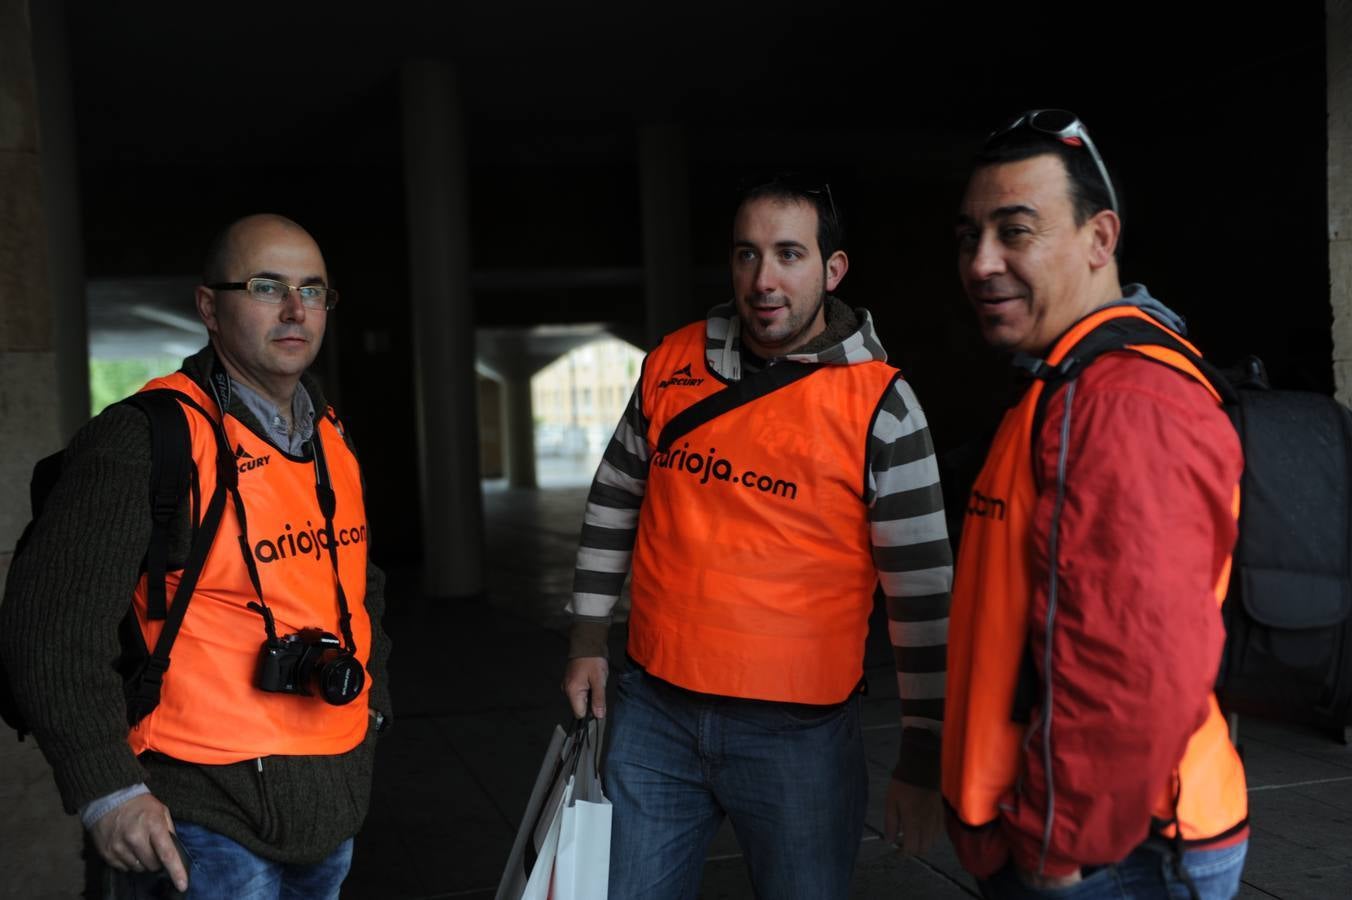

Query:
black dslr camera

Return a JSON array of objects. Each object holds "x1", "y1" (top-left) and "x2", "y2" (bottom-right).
[{"x1": 256, "y1": 628, "x2": 365, "y2": 705}]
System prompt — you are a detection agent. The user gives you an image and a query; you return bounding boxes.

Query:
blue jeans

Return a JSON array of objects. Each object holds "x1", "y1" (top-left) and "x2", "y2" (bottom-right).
[
  {"x1": 173, "y1": 822, "x2": 353, "y2": 900},
  {"x1": 980, "y1": 838, "x2": 1248, "y2": 899},
  {"x1": 604, "y1": 664, "x2": 867, "y2": 900}
]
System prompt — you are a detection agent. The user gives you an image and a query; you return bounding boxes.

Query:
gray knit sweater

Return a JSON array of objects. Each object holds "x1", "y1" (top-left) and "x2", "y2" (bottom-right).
[{"x1": 0, "y1": 346, "x2": 393, "y2": 864}]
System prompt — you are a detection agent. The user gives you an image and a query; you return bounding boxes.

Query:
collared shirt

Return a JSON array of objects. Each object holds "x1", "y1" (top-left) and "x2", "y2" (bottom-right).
[{"x1": 230, "y1": 378, "x2": 317, "y2": 455}]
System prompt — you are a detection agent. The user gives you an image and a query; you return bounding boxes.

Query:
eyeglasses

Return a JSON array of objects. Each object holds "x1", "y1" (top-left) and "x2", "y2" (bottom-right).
[
  {"x1": 988, "y1": 109, "x2": 1118, "y2": 214},
  {"x1": 206, "y1": 277, "x2": 340, "y2": 311}
]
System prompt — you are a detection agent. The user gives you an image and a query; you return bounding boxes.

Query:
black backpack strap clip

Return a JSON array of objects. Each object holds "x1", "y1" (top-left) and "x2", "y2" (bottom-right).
[
  {"x1": 123, "y1": 652, "x2": 171, "y2": 726},
  {"x1": 138, "y1": 653, "x2": 170, "y2": 686},
  {"x1": 1010, "y1": 353, "x2": 1054, "y2": 381}
]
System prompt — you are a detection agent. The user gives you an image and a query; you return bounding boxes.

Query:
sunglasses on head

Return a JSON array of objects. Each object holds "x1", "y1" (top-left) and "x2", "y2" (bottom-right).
[
  {"x1": 737, "y1": 174, "x2": 839, "y2": 224},
  {"x1": 988, "y1": 109, "x2": 1118, "y2": 215}
]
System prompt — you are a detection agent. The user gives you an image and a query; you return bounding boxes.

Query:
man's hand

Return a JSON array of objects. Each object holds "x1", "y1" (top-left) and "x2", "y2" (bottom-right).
[
  {"x1": 562, "y1": 656, "x2": 609, "y2": 719},
  {"x1": 883, "y1": 779, "x2": 943, "y2": 857},
  {"x1": 89, "y1": 793, "x2": 189, "y2": 892}
]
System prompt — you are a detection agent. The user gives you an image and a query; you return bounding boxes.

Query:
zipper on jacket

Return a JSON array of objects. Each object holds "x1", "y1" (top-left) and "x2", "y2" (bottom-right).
[
  {"x1": 253, "y1": 756, "x2": 274, "y2": 840},
  {"x1": 1037, "y1": 380, "x2": 1077, "y2": 876}
]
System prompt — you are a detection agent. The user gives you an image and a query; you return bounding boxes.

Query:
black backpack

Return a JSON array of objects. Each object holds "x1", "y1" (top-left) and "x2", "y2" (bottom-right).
[
  {"x1": 1025, "y1": 316, "x2": 1352, "y2": 743},
  {"x1": 0, "y1": 388, "x2": 232, "y2": 741}
]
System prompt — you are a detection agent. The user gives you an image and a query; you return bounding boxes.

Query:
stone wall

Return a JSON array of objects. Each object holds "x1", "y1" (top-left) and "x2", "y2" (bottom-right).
[
  {"x1": 1331, "y1": 0, "x2": 1352, "y2": 401},
  {"x1": 0, "y1": 1, "x2": 84, "y2": 895}
]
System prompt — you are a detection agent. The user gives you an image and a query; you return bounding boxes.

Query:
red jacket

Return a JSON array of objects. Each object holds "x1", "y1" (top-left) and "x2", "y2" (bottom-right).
[
  {"x1": 987, "y1": 350, "x2": 1244, "y2": 876},
  {"x1": 946, "y1": 337, "x2": 1238, "y2": 875}
]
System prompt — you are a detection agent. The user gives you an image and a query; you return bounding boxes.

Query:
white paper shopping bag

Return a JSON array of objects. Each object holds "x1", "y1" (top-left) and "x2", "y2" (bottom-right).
[
  {"x1": 521, "y1": 775, "x2": 573, "y2": 900},
  {"x1": 497, "y1": 716, "x2": 608, "y2": 900},
  {"x1": 551, "y1": 717, "x2": 611, "y2": 900},
  {"x1": 496, "y1": 725, "x2": 571, "y2": 900},
  {"x1": 552, "y1": 790, "x2": 611, "y2": 898}
]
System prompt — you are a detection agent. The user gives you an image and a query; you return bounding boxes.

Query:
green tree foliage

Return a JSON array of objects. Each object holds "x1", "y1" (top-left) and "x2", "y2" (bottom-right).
[{"x1": 89, "y1": 357, "x2": 181, "y2": 415}]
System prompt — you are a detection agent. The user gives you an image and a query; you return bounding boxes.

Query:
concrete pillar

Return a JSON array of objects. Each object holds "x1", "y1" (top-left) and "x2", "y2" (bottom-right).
[
  {"x1": 1331, "y1": 0, "x2": 1352, "y2": 403},
  {"x1": 32, "y1": 0, "x2": 88, "y2": 440},
  {"x1": 400, "y1": 60, "x2": 484, "y2": 599},
  {"x1": 0, "y1": 0, "x2": 83, "y2": 892},
  {"x1": 638, "y1": 124, "x2": 694, "y2": 348},
  {"x1": 0, "y1": 0, "x2": 61, "y2": 577},
  {"x1": 477, "y1": 373, "x2": 504, "y2": 479},
  {"x1": 505, "y1": 374, "x2": 537, "y2": 489}
]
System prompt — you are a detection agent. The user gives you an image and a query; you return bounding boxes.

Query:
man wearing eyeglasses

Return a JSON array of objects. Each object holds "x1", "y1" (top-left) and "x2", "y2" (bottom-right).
[
  {"x1": 561, "y1": 178, "x2": 953, "y2": 898},
  {"x1": 944, "y1": 111, "x2": 1248, "y2": 897},
  {"x1": 0, "y1": 214, "x2": 391, "y2": 898}
]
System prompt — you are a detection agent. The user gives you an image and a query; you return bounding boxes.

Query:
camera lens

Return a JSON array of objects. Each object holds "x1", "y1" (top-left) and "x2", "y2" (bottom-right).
[{"x1": 317, "y1": 653, "x2": 365, "y2": 705}]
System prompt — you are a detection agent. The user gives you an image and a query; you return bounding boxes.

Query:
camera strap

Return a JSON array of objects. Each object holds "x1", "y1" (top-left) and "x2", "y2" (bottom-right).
[
  {"x1": 204, "y1": 359, "x2": 269, "y2": 610},
  {"x1": 205, "y1": 358, "x2": 356, "y2": 655},
  {"x1": 212, "y1": 418, "x2": 269, "y2": 618},
  {"x1": 309, "y1": 431, "x2": 358, "y2": 655}
]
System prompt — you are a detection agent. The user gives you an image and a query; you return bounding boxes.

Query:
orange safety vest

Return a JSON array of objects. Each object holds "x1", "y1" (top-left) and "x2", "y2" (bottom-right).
[
  {"x1": 942, "y1": 305, "x2": 1247, "y2": 855},
  {"x1": 127, "y1": 373, "x2": 372, "y2": 764},
  {"x1": 628, "y1": 322, "x2": 899, "y2": 704}
]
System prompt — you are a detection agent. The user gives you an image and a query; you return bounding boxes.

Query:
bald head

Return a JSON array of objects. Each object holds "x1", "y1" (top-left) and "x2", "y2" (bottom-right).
[
  {"x1": 194, "y1": 214, "x2": 330, "y2": 411},
  {"x1": 202, "y1": 214, "x2": 325, "y2": 285}
]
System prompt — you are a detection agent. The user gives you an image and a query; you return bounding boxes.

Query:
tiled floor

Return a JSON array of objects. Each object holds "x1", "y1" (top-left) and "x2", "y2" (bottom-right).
[{"x1": 343, "y1": 484, "x2": 1352, "y2": 898}]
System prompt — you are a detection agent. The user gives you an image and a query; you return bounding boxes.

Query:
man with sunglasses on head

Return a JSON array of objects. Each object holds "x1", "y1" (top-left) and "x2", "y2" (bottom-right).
[
  {"x1": 944, "y1": 111, "x2": 1248, "y2": 897},
  {"x1": 1, "y1": 214, "x2": 392, "y2": 898},
  {"x1": 561, "y1": 178, "x2": 953, "y2": 898}
]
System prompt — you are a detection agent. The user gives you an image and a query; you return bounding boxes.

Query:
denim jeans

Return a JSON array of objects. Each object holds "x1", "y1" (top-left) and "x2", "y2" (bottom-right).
[
  {"x1": 171, "y1": 822, "x2": 352, "y2": 900},
  {"x1": 980, "y1": 838, "x2": 1248, "y2": 900},
  {"x1": 604, "y1": 663, "x2": 868, "y2": 900}
]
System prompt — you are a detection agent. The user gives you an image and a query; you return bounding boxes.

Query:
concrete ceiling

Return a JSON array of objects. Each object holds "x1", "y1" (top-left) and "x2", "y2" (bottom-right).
[
  {"x1": 61, "y1": 2, "x2": 1331, "y2": 374},
  {"x1": 63, "y1": 2, "x2": 1325, "y2": 168}
]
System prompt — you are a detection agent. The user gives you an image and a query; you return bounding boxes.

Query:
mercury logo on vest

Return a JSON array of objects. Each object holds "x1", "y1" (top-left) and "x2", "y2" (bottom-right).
[
  {"x1": 236, "y1": 444, "x2": 271, "y2": 474},
  {"x1": 967, "y1": 489, "x2": 1006, "y2": 521},
  {"x1": 658, "y1": 363, "x2": 705, "y2": 388}
]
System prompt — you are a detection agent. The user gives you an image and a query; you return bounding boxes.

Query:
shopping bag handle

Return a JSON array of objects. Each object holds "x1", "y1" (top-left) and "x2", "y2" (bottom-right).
[
  {"x1": 567, "y1": 711, "x2": 593, "y2": 736},
  {"x1": 568, "y1": 711, "x2": 606, "y2": 780}
]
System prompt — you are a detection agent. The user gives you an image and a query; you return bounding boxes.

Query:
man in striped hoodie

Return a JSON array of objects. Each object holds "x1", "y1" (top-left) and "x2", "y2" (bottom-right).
[{"x1": 561, "y1": 177, "x2": 953, "y2": 899}]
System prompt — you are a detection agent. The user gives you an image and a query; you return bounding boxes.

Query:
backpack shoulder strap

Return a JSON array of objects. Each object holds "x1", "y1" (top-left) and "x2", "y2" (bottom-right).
[
  {"x1": 119, "y1": 387, "x2": 236, "y2": 727},
  {"x1": 656, "y1": 363, "x2": 821, "y2": 454},
  {"x1": 118, "y1": 390, "x2": 193, "y2": 621},
  {"x1": 1026, "y1": 315, "x2": 1237, "y2": 456}
]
